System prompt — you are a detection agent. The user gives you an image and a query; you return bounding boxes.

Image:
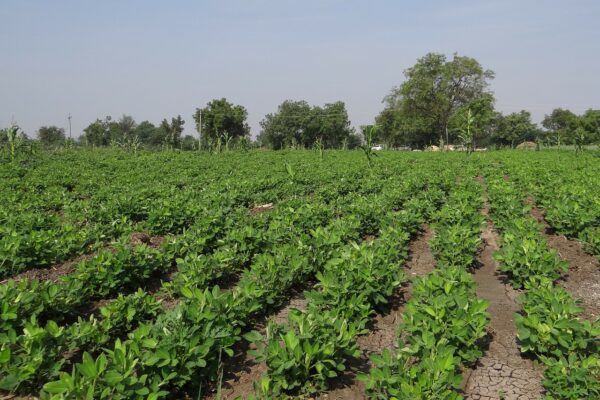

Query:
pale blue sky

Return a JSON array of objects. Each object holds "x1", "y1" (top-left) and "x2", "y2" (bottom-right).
[{"x1": 1, "y1": 0, "x2": 599, "y2": 138}]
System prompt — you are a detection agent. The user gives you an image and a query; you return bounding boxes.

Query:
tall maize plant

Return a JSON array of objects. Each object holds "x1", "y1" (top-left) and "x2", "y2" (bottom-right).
[{"x1": 4, "y1": 125, "x2": 22, "y2": 161}]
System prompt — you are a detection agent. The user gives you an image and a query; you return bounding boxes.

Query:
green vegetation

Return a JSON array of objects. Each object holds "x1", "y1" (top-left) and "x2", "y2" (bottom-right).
[
  {"x1": 485, "y1": 161, "x2": 600, "y2": 399},
  {"x1": 5, "y1": 53, "x2": 600, "y2": 153},
  {"x1": 0, "y1": 148, "x2": 599, "y2": 399}
]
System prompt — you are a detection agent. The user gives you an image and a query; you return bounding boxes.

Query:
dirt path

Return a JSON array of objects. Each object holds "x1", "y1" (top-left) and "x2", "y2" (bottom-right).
[
  {"x1": 3, "y1": 253, "x2": 94, "y2": 283},
  {"x1": 205, "y1": 291, "x2": 308, "y2": 400},
  {"x1": 319, "y1": 227, "x2": 436, "y2": 400},
  {"x1": 463, "y1": 206, "x2": 543, "y2": 400},
  {"x1": 531, "y1": 206, "x2": 600, "y2": 320}
]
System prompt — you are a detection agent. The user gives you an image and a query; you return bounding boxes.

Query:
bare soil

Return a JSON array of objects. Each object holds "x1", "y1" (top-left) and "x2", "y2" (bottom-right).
[
  {"x1": 6, "y1": 253, "x2": 95, "y2": 283},
  {"x1": 320, "y1": 227, "x2": 436, "y2": 400},
  {"x1": 130, "y1": 232, "x2": 164, "y2": 248},
  {"x1": 3, "y1": 232, "x2": 163, "y2": 284},
  {"x1": 0, "y1": 392, "x2": 36, "y2": 400},
  {"x1": 249, "y1": 203, "x2": 274, "y2": 216},
  {"x1": 463, "y1": 205, "x2": 544, "y2": 400},
  {"x1": 531, "y1": 206, "x2": 600, "y2": 320}
]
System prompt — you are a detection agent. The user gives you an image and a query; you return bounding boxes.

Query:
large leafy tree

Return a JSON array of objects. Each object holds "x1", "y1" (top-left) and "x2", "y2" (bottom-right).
[
  {"x1": 194, "y1": 98, "x2": 249, "y2": 147},
  {"x1": 377, "y1": 53, "x2": 495, "y2": 148},
  {"x1": 542, "y1": 108, "x2": 579, "y2": 146},
  {"x1": 158, "y1": 115, "x2": 185, "y2": 148},
  {"x1": 310, "y1": 101, "x2": 353, "y2": 148},
  {"x1": 259, "y1": 100, "x2": 352, "y2": 149},
  {"x1": 37, "y1": 126, "x2": 66, "y2": 146},
  {"x1": 259, "y1": 100, "x2": 312, "y2": 149},
  {"x1": 110, "y1": 115, "x2": 136, "y2": 142},
  {"x1": 580, "y1": 109, "x2": 600, "y2": 143},
  {"x1": 83, "y1": 116, "x2": 138, "y2": 146},
  {"x1": 133, "y1": 121, "x2": 159, "y2": 145},
  {"x1": 448, "y1": 94, "x2": 497, "y2": 148},
  {"x1": 83, "y1": 117, "x2": 111, "y2": 146},
  {"x1": 492, "y1": 110, "x2": 540, "y2": 147}
]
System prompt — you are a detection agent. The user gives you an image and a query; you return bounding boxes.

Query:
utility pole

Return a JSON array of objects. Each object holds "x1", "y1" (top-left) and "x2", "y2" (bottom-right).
[
  {"x1": 197, "y1": 110, "x2": 202, "y2": 150},
  {"x1": 198, "y1": 110, "x2": 202, "y2": 141},
  {"x1": 68, "y1": 113, "x2": 72, "y2": 139}
]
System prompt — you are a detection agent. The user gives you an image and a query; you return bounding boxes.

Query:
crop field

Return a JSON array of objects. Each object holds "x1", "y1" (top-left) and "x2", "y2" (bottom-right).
[{"x1": 1, "y1": 150, "x2": 599, "y2": 400}]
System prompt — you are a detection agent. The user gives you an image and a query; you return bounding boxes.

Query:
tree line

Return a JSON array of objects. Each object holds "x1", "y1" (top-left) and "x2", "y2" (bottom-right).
[
  {"x1": 3, "y1": 52, "x2": 599, "y2": 150},
  {"x1": 375, "y1": 53, "x2": 600, "y2": 149}
]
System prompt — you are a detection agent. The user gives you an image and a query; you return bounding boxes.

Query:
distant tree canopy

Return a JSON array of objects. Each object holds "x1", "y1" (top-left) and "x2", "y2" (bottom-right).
[
  {"x1": 448, "y1": 94, "x2": 497, "y2": 147},
  {"x1": 82, "y1": 114, "x2": 185, "y2": 147},
  {"x1": 580, "y1": 109, "x2": 600, "y2": 143},
  {"x1": 159, "y1": 115, "x2": 185, "y2": 148},
  {"x1": 258, "y1": 100, "x2": 354, "y2": 149},
  {"x1": 37, "y1": 126, "x2": 66, "y2": 146},
  {"x1": 193, "y1": 98, "x2": 250, "y2": 147},
  {"x1": 492, "y1": 110, "x2": 541, "y2": 147},
  {"x1": 35, "y1": 54, "x2": 600, "y2": 152},
  {"x1": 541, "y1": 108, "x2": 600, "y2": 145},
  {"x1": 377, "y1": 52, "x2": 495, "y2": 148}
]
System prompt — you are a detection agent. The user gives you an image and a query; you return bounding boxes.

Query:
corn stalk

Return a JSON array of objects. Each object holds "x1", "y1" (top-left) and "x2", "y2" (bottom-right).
[
  {"x1": 360, "y1": 125, "x2": 378, "y2": 168},
  {"x1": 458, "y1": 108, "x2": 475, "y2": 155},
  {"x1": 5, "y1": 125, "x2": 22, "y2": 161}
]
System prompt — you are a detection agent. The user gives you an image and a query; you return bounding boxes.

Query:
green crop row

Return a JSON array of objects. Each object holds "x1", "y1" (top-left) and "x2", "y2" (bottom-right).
[
  {"x1": 37, "y1": 206, "x2": 373, "y2": 398},
  {"x1": 497, "y1": 152, "x2": 600, "y2": 260},
  {"x1": 0, "y1": 197, "x2": 337, "y2": 393},
  {"x1": 31, "y1": 162, "x2": 446, "y2": 399},
  {"x1": 485, "y1": 173, "x2": 600, "y2": 399},
  {"x1": 1, "y1": 150, "x2": 383, "y2": 279},
  {"x1": 245, "y1": 199, "x2": 427, "y2": 398},
  {"x1": 362, "y1": 178, "x2": 490, "y2": 400}
]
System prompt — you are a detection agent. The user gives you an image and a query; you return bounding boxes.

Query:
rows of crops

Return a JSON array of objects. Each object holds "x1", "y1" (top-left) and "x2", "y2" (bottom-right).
[
  {"x1": 485, "y1": 172, "x2": 600, "y2": 398},
  {"x1": 1, "y1": 149, "x2": 599, "y2": 399}
]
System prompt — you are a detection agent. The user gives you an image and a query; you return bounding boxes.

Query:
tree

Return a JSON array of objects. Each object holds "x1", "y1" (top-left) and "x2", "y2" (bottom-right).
[
  {"x1": 307, "y1": 102, "x2": 352, "y2": 148},
  {"x1": 110, "y1": 115, "x2": 137, "y2": 143},
  {"x1": 542, "y1": 108, "x2": 579, "y2": 146},
  {"x1": 194, "y1": 98, "x2": 249, "y2": 148},
  {"x1": 181, "y1": 135, "x2": 199, "y2": 150},
  {"x1": 379, "y1": 53, "x2": 495, "y2": 148},
  {"x1": 259, "y1": 100, "x2": 353, "y2": 149},
  {"x1": 493, "y1": 110, "x2": 539, "y2": 147},
  {"x1": 579, "y1": 109, "x2": 600, "y2": 144},
  {"x1": 259, "y1": 100, "x2": 312, "y2": 149},
  {"x1": 158, "y1": 115, "x2": 185, "y2": 148},
  {"x1": 134, "y1": 121, "x2": 159, "y2": 145},
  {"x1": 83, "y1": 117, "x2": 111, "y2": 146},
  {"x1": 375, "y1": 104, "x2": 430, "y2": 148},
  {"x1": 448, "y1": 94, "x2": 497, "y2": 148},
  {"x1": 345, "y1": 133, "x2": 362, "y2": 149},
  {"x1": 37, "y1": 126, "x2": 66, "y2": 146}
]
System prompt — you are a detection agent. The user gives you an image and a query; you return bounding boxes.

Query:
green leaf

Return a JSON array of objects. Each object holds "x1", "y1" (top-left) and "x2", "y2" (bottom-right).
[
  {"x1": 180, "y1": 286, "x2": 194, "y2": 299},
  {"x1": 243, "y1": 330, "x2": 263, "y2": 343},
  {"x1": 78, "y1": 352, "x2": 97, "y2": 379},
  {"x1": 283, "y1": 331, "x2": 299, "y2": 350},
  {"x1": 0, "y1": 348, "x2": 10, "y2": 364},
  {"x1": 43, "y1": 380, "x2": 70, "y2": 394}
]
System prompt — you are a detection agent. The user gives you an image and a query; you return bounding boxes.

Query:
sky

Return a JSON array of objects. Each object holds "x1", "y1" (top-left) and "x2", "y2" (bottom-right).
[{"x1": 1, "y1": 0, "x2": 599, "y2": 139}]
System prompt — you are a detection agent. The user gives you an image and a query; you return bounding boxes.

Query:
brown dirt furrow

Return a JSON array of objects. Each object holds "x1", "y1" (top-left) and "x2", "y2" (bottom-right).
[
  {"x1": 130, "y1": 232, "x2": 164, "y2": 248},
  {"x1": 319, "y1": 226, "x2": 436, "y2": 400},
  {"x1": 464, "y1": 205, "x2": 543, "y2": 400},
  {"x1": 3, "y1": 232, "x2": 164, "y2": 284},
  {"x1": 206, "y1": 291, "x2": 307, "y2": 400},
  {"x1": 530, "y1": 205, "x2": 600, "y2": 320},
  {"x1": 5, "y1": 252, "x2": 95, "y2": 283}
]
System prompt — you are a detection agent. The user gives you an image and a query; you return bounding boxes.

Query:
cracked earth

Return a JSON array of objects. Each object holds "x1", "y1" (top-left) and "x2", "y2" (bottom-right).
[{"x1": 463, "y1": 204, "x2": 544, "y2": 400}]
